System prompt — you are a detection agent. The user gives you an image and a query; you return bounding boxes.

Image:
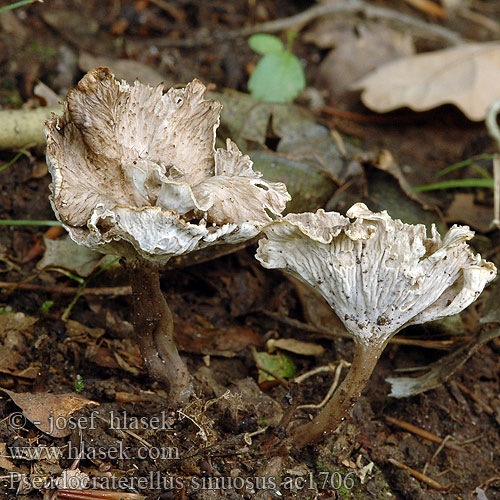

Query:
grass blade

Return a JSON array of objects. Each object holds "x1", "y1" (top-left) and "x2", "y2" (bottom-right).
[{"x1": 414, "y1": 178, "x2": 494, "y2": 192}]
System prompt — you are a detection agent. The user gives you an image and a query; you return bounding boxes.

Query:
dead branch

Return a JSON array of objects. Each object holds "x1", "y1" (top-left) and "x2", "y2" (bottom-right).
[
  {"x1": 0, "y1": 106, "x2": 61, "y2": 150},
  {"x1": 152, "y1": 1, "x2": 463, "y2": 48}
]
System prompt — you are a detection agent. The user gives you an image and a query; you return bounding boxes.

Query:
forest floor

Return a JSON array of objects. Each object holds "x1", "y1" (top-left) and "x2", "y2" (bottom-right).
[{"x1": 0, "y1": 1, "x2": 499, "y2": 499}]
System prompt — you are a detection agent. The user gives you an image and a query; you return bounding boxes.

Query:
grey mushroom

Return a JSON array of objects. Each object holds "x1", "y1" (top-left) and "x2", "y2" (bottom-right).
[
  {"x1": 46, "y1": 67, "x2": 290, "y2": 404},
  {"x1": 256, "y1": 203, "x2": 496, "y2": 446}
]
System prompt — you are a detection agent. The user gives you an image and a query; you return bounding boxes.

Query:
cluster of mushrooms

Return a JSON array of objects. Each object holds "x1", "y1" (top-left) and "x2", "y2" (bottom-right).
[{"x1": 45, "y1": 68, "x2": 497, "y2": 448}]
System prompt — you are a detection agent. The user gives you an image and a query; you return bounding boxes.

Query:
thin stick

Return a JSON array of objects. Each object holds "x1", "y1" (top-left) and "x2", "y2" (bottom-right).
[
  {"x1": 385, "y1": 415, "x2": 463, "y2": 451},
  {"x1": 260, "y1": 310, "x2": 455, "y2": 349},
  {"x1": 388, "y1": 458, "x2": 448, "y2": 491},
  {"x1": 294, "y1": 363, "x2": 338, "y2": 384},
  {"x1": 238, "y1": 1, "x2": 462, "y2": 44},
  {"x1": 147, "y1": 0, "x2": 185, "y2": 21},
  {"x1": 424, "y1": 434, "x2": 453, "y2": 474},
  {"x1": 404, "y1": 0, "x2": 446, "y2": 19},
  {"x1": 297, "y1": 360, "x2": 350, "y2": 410},
  {"x1": 454, "y1": 381, "x2": 495, "y2": 415},
  {"x1": 486, "y1": 99, "x2": 500, "y2": 228},
  {"x1": 492, "y1": 154, "x2": 500, "y2": 228},
  {"x1": 152, "y1": 1, "x2": 462, "y2": 48}
]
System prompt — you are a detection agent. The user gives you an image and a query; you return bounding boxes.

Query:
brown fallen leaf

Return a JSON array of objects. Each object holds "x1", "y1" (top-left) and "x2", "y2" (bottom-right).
[
  {"x1": 0, "y1": 355, "x2": 41, "y2": 380},
  {"x1": 0, "y1": 443, "x2": 26, "y2": 472},
  {"x1": 38, "y1": 236, "x2": 106, "y2": 277},
  {"x1": 0, "y1": 312, "x2": 40, "y2": 379},
  {"x1": 318, "y1": 25, "x2": 414, "y2": 98},
  {"x1": 174, "y1": 317, "x2": 263, "y2": 357},
  {"x1": 79, "y1": 52, "x2": 173, "y2": 88},
  {"x1": 0, "y1": 389, "x2": 98, "y2": 438},
  {"x1": 446, "y1": 193, "x2": 493, "y2": 232},
  {"x1": 65, "y1": 320, "x2": 106, "y2": 342},
  {"x1": 266, "y1": 338, "x2": 325, "y2": 357},
  {"x1": 0, "y1": 312, "x2": 37, "y2": 341},
  {"x1": 352, "y1": 41, "x2": 500, "y2": 121}
]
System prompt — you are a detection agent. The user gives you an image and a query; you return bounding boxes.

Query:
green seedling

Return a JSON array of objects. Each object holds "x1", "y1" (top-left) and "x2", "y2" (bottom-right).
[
  {"x1": 248, "y1": 32, "x2": 306, "y2": 103},
  {"x1": 74, "y1": 374, "x2": 84, "y2": 394},
  {"x1": 0, "y1": 151, "x2": 27, "y2": 173},
  {"x1": 39, "y1": 300, "x2": 54, "y2": 314}
]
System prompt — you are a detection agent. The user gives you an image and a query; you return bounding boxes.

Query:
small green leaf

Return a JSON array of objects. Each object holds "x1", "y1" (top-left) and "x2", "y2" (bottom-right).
[
  {"x1": 248, "y1": 34, "x2": 285, "y2": 55},
  {"x1": 248, "y1": 52, "x2": 306, "y2": 103},
  {"x1": 256, "y1": 351, "x2": 297, "y2": 383},
  {"x1": 39, "y1": 300, "x2": 54, "y2": 314}
]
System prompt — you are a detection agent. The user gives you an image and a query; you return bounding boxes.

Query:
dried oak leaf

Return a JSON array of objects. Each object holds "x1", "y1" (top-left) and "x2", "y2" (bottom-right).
[
  {"x1": 352, "y1": 42, "x2": 500, "y2": 121},
  {"x1": 1, "y1": 389, "x2": 98, "y2": 438}
]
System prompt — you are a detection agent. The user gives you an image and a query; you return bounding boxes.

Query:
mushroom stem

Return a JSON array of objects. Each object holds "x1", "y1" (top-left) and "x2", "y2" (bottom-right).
[
  {"x1": 125, "y1": 259, "x2": 193, "y2": 404},
  {"x1": 291, "y1": 340, "x2": 387, "y2": 448}
]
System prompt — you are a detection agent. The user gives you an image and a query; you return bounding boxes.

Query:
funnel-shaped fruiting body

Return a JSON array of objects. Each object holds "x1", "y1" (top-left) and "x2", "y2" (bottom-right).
[
  {"x1": 46, "y1": 67, "x2": 290, "y2": 265},
  {"x1": 46, "y1": 68, "x2": 291, "y2": 403},
  {"x1": 256, "y1": 203, "x2": 496, "y2": 446}
]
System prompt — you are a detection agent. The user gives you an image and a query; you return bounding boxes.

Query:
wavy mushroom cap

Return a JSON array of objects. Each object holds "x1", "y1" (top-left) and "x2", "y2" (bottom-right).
[
  {"x1": 46, "y1": 67, "x2": 290, "y2": 264},
  {"x1": 256, "y1": 203, "x2": 497, "y2": 345}
]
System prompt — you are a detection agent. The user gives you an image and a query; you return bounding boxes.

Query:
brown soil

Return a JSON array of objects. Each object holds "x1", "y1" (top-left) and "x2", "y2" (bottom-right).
[{"x1": 0, "y1": 1, "x2": 499, "y2": 499}]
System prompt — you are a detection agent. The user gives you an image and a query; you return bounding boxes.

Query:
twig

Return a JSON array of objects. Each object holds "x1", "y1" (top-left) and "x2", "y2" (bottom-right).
[
  {"x1": 385, "y1": 415, "x2": 463, "y2": 451},
  {"x1": 486, "y1": 99, "x2": 500, "y2": 228},
  {"x1": 151, "y1": 1, "x2": 462, "y2": 48},
  {"x1": 260, "y1": 310, "x2": 455, "y2": 349},
  {"x1": 423, "y1": 435, "x2": 453, "y2": 474},
  {"x1": 404, "y1": 0, "x2": 447, "y2": 19},
  {"x1": 147, "y1": 0, "x2": 185, "y2": 21},
  {"x1": 457, "y1": 7, "x2": 500, "y2": 34},
  {"x1": 177, "y1": 409, "x2": 208, "y2": 442},
  {"x1": 56, "y1": 490, "x2": 145, "y2": 499},
  {"x1": 0, "y1": 106, "x2": 61, "y2": 150},
  {"x1": 237, "y1": 1, "x2": 463, "y2": 44},
  {"x1": 388, "y1": 458, "x2": 448, "y2": 491},
  {"x1": 454, "y1": 381, "x2": 495, "y2": 415},
  {"x1": 94, "y1": 415, "x2": 153, "y2": 449},
  {"x1": 294, "y1": 363, "x2": 339, "y2": 384},
  {"x1": 297, "y1": 360, "x2": 350, "y2": 410}
]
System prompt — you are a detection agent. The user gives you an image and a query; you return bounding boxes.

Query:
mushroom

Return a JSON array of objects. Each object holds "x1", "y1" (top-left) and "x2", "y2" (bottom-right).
[
  {"x1": 256, "y1": 203, "x2": 496, "y2": 447},
  {"x1": 45, "y1": 67, "x2": 290, "y2": 404}
]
